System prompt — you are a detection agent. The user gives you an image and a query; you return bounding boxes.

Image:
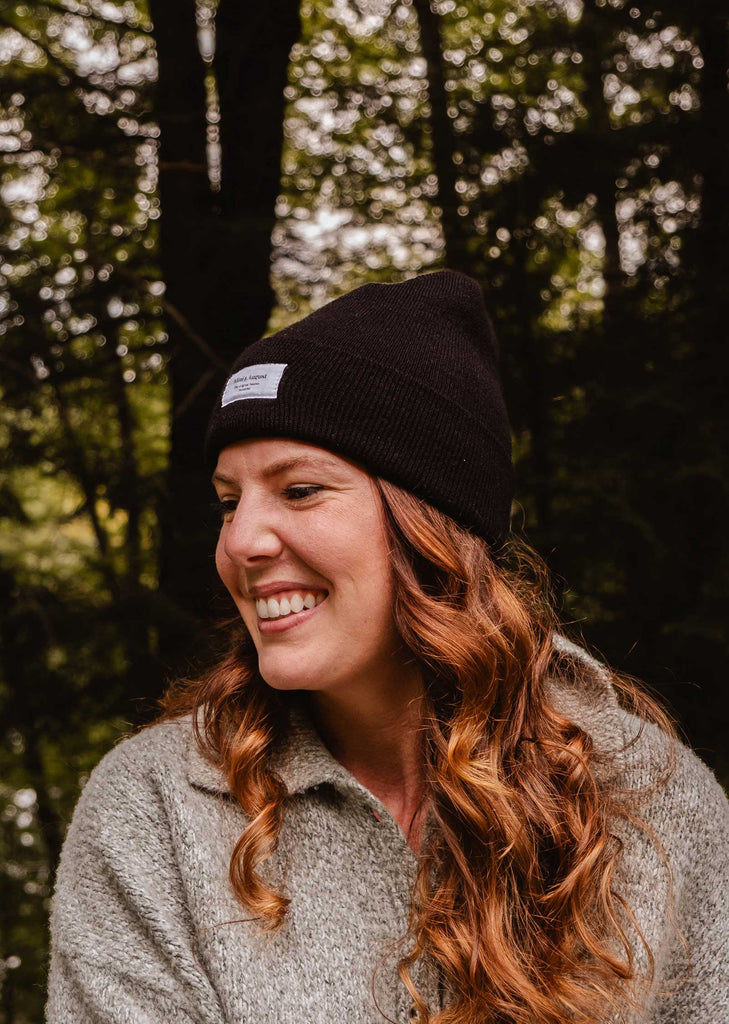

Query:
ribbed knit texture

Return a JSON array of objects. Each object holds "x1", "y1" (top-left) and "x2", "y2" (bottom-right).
[
  {"x1": 204, "y1": 270, "x2": 514, "y2": 550},
  {"x1": 47, "y1": 639, "x2": 729, "y2": 1023}
]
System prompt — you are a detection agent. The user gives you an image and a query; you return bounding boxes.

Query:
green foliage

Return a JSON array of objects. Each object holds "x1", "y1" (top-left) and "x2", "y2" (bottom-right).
[
  {"x1": 273, "y1": 0, "x2": 441, "y2": 320},
  {"x1": 1, "y1": 0, "x2": 728, "y2": 1019},
  {"x1": 0, "y1": 2, "x2": 167, "y2": 1017}
]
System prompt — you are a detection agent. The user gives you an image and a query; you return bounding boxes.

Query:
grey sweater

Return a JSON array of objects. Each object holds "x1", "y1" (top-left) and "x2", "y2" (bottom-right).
[{"x1": 46, "y1": 642, "x2": 729, "y2": 1023}]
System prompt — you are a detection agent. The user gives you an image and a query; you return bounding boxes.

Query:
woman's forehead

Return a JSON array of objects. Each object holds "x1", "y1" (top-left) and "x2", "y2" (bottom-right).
[{"x1": 213, "y1": 437, "x2": 366, "y2": 482}]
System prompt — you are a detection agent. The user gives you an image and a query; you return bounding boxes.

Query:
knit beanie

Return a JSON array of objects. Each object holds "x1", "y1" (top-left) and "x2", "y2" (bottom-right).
[{"x1": 205, "y1": 269, "x2": 514, "y2": 550}]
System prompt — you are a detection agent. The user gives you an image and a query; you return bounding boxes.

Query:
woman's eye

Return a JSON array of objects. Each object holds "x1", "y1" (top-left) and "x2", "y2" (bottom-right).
[
  {"x1": 284, "y1": 485, "x2": 322, "y2": 501},
  {"x1": 213, "y1": 498, "x2": 237, "y2": 521}
]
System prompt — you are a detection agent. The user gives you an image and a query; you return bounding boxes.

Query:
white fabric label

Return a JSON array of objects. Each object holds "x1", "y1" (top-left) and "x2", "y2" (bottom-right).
[{"x1": 221, "y1": 364, "x2": 288, "y2": 406}]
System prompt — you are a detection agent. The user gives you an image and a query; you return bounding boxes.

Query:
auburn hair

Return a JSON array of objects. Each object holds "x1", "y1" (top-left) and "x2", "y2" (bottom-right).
[{"x1": 160, "y1": 477, "x2": 675, "y2": 1024}]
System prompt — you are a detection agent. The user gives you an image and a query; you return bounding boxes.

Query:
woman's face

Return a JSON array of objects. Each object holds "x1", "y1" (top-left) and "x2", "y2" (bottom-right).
[{"x1": 213, "y1": 437, "x2": 405, "y2": 695}]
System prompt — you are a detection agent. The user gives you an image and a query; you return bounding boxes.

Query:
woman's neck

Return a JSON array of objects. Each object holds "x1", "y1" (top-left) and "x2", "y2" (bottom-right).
[{"x1": 304, "y1": 665, "x2": 427, "y2": 830}]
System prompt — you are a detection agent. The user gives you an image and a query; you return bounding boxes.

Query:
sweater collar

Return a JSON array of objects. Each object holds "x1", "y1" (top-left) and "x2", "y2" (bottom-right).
[{"x1": 186, "y1": 695, "x2": 386, "y2": 801}]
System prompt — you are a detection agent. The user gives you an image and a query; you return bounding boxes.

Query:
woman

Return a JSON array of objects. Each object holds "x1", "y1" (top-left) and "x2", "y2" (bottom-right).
[{"x1": 47, "y1": 270, "x2": 729, "y2": 1024}]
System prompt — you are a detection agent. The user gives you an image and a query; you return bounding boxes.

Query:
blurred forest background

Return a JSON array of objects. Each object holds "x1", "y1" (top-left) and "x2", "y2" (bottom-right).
[{"x1": 1, "y1": 0, "x2": 727, "y2": 1018}]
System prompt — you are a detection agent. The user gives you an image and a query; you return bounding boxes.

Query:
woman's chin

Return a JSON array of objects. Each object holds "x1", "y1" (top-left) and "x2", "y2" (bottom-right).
[
  {"x1": 261, "y1": 674, "x2": 309, "y2": 693},
  {"x1": 258, "y1": 660, "x2": 325, "y2": 693}
]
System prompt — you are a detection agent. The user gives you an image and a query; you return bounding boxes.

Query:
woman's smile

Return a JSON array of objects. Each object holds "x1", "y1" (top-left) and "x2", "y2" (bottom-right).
[
  {"x1": 255, "y1": 588, "x2": 328, "y2": 633},
  {"x1": 253, "y1": 586, "x2": 327, "y2": 619}
]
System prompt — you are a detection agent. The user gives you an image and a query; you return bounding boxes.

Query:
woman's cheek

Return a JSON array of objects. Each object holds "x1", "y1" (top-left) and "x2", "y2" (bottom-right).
[
  {"x1": 214, "y1": 536, "x2": 229, "y2": 586},
  {"x1": 215, "y1": 536, "x2": 240, "y2": 599}
]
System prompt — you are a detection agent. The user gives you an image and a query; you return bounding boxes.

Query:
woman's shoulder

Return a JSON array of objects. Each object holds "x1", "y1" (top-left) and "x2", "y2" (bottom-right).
[
  {"x1": 82, "y1": 715, "x2": 194, "y2": 788},
  {"x1": 549, "y1": 633, "x2": 729, "y2": 845},
  {"x1": 49, "y1": 716, "x2": 231, "y2": 1024},
  {"x1": 65, "y1": 715, "x2": 204, "y2": 838}
]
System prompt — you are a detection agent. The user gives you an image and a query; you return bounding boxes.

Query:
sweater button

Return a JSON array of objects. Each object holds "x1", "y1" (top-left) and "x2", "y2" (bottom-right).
[{"x1": 408, "y1": 1005, "x2": 419, "y2": 1020}]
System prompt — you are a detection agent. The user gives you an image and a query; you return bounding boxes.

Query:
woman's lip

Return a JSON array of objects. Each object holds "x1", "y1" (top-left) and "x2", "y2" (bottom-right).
[
  {"x1": 257, "y1": 595, "x2": 328, "y2": 635},
  {"x1": 249, "y1": 581, "x2": 327, "y2": 599}
]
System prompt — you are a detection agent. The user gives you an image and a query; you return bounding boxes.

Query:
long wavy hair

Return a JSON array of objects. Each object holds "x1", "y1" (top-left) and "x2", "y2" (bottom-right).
[{"x1": 160, "y1": 477, "x2": 676, "y2": 1024}]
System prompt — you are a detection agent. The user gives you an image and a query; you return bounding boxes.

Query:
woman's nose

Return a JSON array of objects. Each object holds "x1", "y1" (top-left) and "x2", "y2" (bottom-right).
[{"x1": 222, "y1": 498, "x2": 284, "y2": 565}]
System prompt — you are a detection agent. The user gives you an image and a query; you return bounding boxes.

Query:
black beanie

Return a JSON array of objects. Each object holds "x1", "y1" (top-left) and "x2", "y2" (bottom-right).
[{"x1": 205, "y1": 269, "x2": 514, "y2": 550}]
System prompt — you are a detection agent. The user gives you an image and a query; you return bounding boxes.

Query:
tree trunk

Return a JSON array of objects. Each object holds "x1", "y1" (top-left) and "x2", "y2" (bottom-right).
[
  {"x1": 412, "y1": 0, "x2": 470, "y2": 272},
  {"x1": 148, "y1": 0, "x2": 217, "y2": 666},
  {"x1": 150, "y1": 0, "x2": 301, "y2": 671},
  {"x1": 669, "y1": 0, "x2": 729, "y2": 767},
  {"x1": 692, "y1": 1, "x2": 729, "y2": 361},
  {"x1": 213, "y1": 0, "x2": 302, "y2": 347}
]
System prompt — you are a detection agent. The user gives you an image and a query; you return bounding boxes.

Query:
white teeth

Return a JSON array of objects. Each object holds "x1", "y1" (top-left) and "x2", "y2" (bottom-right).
[{"x1": 257, "y1": 591, "x2": 326, "y2": 620}]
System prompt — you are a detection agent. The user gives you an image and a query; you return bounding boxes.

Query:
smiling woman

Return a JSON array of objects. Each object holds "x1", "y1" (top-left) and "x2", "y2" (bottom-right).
[{"x1": 46, "y1": 271, "x2": 729, "y2": 1024}]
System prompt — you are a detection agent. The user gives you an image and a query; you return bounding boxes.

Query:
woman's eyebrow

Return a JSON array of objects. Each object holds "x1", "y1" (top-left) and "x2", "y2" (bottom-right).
[
  {"x1": 211, "y1": 471, "x2": 236, "y2": 486},
  {"x1": 260, "y1": 455, "x2": 342, "y2": 479},
  {"x1": 211, "y1": 455, "x2": 343, "y2": 487}
]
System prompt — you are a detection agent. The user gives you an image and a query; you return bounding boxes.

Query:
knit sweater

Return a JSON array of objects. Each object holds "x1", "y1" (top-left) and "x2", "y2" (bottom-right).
[{"x1": 46, "y1": 639, "x2": 729, "y2": 1023}]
